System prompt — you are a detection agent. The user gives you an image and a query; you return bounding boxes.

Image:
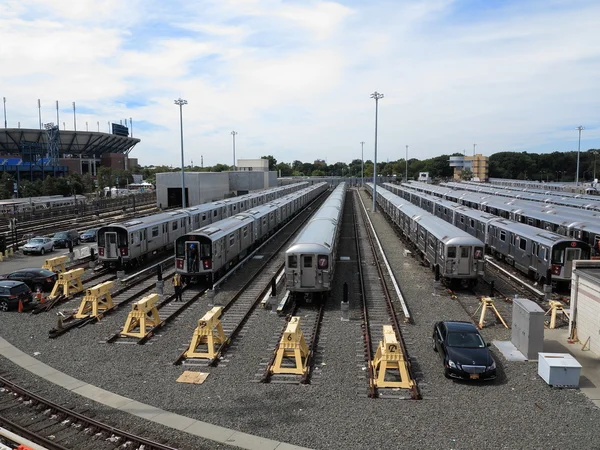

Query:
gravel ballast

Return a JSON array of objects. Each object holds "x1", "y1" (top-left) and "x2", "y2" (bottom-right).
[{"x1": 1, "y1": 187, "x2": 599, "y2": 450}]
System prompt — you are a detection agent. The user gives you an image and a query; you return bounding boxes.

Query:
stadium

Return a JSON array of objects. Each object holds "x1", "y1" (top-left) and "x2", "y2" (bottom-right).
[{"x1": 0, "y1": 123, "x2": 140, "y2": 181}]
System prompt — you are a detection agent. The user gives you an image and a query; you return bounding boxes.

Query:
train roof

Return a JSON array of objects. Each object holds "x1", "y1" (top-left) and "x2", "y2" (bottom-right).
[{"x1": 371, "y1": 183, "x2": 483, "y2": 245}]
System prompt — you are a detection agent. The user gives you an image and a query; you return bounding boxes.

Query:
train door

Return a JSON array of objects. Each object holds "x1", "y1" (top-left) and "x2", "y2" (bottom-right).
[
  {"x1": 301, "y1": 255, "x2": 314, "y2": 288},
  {"x1": 457, "y1": 247, "x2": 471, "y2": 275},
  {"x1": 106, "y1": 232, "x2": 118, "y2": 258},
  {"x1": 185, "y1": 241, "x2": 200, "y2": 272},
  {"x1": 563, "y1": 247, "x2": 580, "y2": 278},
  {"x1": 140, "y1": 230, "x2": 147, "y2": 253}
]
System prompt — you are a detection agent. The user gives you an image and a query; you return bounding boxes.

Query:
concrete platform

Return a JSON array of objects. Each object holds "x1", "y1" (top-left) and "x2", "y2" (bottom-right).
[
  {"x1": 495, "y1": 328, "x2": 600, "y2": 408},
  {"x1": 0, "y1": 336, "x2": 311, "y2": 450}
]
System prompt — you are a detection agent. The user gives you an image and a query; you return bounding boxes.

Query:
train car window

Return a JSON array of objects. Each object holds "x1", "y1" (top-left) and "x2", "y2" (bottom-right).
[
  {"x1": 130, "y1": 233, "x2": 134, "y2": 244},
  {"x1": 202, "y1": 213, "x2": 207, "y2": 221},
  {"x1": 469, "y1": 219, "x2": 475, "y2": 228},
  {"x1": 142, "y1": 230, "x2": 146, "y2": 240},
  {"x1": 262, "y1": 217, "x2": 267, "y2": 226},
  {"x1": 243, "y1": 226, "x2": 248, "y2": 238},
  {"x1": 567, "y1": 250, "x2": 578, "y2": 261},
  {"x1": 499, "y1": 230, "x2": 506, "y2": 242},
  {"x1": 229, "y1": 234, "x2": 235, "y2": 247},
  {"x1": 172, "y1": 221, "x2": 178, "y2": 231},
  {"x1": 460, "y1": 215, "x2": 464, "y2": 224},
  {"x1": 176, "y1": 239, "x2": 185, "y2": 257},
  {"x1": 474, "y1": 247, "x2": 483, "y2": 259},
  {"x1": 303, "y1": 256, "x2": 313, "y2": 268},
  {"x1": 461, "y1": 247, "x2": 469, "y2": 257},
  {"x1": 511, "y1": 234, "x2": 516, "y2": 246},
  {"x1": 438, "y1": 242, "x2": 444, "y2": 257},
  {"x1": 215, "y1": 210, "x2": 219, "y2": 218},
  {"x1": 447, "y1": 247, "x2": 456, "y2": 258},
  {"x1": 519, "y1": 238, "x2": 527, "y2": 251},
  {"x1": 317, "y1": 255, "x2": 329, "y2": 270},
  {"x1": 152, "y1": 226, "x2": 159, "y2": 238}
]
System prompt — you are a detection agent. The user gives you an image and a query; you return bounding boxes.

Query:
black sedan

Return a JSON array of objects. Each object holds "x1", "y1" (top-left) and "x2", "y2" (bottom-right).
[
  {"x1": 80, "y1": 228, "x2": 99, "y2": 243},
  {"x1": 52, "y1": 230, "x2": 80, "y2": 248},
  {"x1": 0, "y1": 280, "x2": 33, "y2": 312},
  {"x1": 0, "y1": 268, "x2": 58, "y2": 292},
  {"x1": 432, "y1": 321, "x2": 497, "y2": 381}
]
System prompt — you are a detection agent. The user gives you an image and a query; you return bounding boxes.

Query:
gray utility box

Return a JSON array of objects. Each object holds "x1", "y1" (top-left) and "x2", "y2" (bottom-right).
[
  {"x1": 538, "y1": 353, "x2": 581, "y2": 387},
  {"x1": 511, "y1": 298, "x2": 545, "y2": 360}
]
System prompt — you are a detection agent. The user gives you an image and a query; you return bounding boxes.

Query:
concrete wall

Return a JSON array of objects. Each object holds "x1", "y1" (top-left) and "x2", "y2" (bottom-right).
[
  {"x1": 237, "y1": 158, "x2": 269, "y2": 171},
  {"x1": 570, "y1": 260, "x2": 600, "y2": 356}
]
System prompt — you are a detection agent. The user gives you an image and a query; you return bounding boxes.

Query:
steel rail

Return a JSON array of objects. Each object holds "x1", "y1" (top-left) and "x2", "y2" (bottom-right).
[{"x1": 0, "y1": 375, "x2": 178, "y2": 450}]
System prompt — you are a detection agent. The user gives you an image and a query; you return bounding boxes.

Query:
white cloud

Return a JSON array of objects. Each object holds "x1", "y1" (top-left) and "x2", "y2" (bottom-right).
[{"x1": 1, "y1": 0, "x2": 599, "y2": 168}]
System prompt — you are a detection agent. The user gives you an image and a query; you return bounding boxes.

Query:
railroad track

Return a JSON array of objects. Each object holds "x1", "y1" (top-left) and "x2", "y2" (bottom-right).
[
  {"x1": 355, "y1": 190, "x2": 420, "y2": 400},
  {"x1": 260, "y1": 301, "x2": 325, "y2": 384},
  {"x1": 174, "y1": 189, "x2": 331, "y2": 367},
  {"x1": 0, "y1": 374, "x2": 177, "y2": 450},
  {"x1": 48, "y1": 269, "x2": 177, "y2": 338},
  {"x1": 105, "y1": 282, "x2": 206, "y2": 345}
]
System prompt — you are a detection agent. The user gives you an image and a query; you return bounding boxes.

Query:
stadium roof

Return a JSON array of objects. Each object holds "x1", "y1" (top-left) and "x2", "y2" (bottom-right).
[{"x1": 0, "y1": 128, "x2": 140, "y2": 157}]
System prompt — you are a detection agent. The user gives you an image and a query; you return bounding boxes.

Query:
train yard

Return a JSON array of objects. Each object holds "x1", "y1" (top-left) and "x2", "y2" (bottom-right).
[{"x1": 1, "y1": 185, "x2": 600, "y2": 449}]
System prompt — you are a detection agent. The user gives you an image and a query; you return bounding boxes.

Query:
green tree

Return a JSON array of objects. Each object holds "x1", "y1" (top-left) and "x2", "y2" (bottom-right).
[
  {"x1": 459, "y1": 168, "x2": 474, "y2": 181},
  {"x1": 81, "y1": 173, "x2": 96, "y2": 193},
  {"x1": 41, "y1": 176, "x2": 57, "y2": 196},
  {"x1": 312, "y1": 169, "x2": 326, "y2": 176},
  {"x1": 0, "y1": 173, "x2": 14, "y2": 199},
  {"x1": 20, "y1": 180, "x2": 42, "y2": 198},
  {"x1": 275, "y1": 162, "x2": 293, "y2": 176},
  {"x1": 261, "y1": 155, "x2": 277, "y2": 171}
]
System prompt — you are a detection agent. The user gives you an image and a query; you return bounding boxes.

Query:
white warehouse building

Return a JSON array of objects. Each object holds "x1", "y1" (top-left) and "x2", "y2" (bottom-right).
[
  {"x1": 156, "y1": 168, "x2": 277, "y2": 209},
  {"x1": 569, "y1": 260, "x2": 600, "y2": 356}
]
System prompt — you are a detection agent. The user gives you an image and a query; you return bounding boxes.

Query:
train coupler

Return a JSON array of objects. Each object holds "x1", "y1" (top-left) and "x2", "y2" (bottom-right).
[
  {"x1": 271, "y1": 316, "x2": 309, "y2": 375},
  {"x1": 371, "y1": 325, "x2": 414, "y2": 389},
  {"x1": 48, "y1": 268, "x2": 85, "y2": 299},
  {"x1": 184, "y1": 307, "x2": 226, "y2": 359},
  {"x1": 42, "y1": 255, "x2": 69, "y2": 274},
  {"x1": 74, "y1": 281, "x2": 115, "y2": 319},
  {"x1": 119, "y1": 294, "x2": 161, "y2": 338}
]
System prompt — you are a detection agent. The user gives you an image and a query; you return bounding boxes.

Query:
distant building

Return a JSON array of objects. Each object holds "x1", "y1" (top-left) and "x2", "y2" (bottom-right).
[
  {"x1": 418, "y1": 172, "x2": 430, "y2": 183},
  {"x1": 237, "y1": 158, "x2": 269, "y2": 172},
  {"x1": 449, "y1": 154, "x2": 489, "y2": 181},
  {"x1": 314, "y1": 159, "x2": 326, "y2": 167}
]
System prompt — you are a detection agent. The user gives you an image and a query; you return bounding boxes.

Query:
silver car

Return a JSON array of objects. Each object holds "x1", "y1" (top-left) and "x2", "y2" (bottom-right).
[{"x1": 22, "y1": 237, "x2": 54, "y2": 255}]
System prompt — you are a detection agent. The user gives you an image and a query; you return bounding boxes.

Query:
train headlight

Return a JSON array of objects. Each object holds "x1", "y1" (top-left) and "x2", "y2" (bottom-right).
[
  {"x1": 99, "y1": 248, "x2": 104, "y2": 256},
  {"x1": 551, "y1": 264, "x2": 561, "y2": 275}
]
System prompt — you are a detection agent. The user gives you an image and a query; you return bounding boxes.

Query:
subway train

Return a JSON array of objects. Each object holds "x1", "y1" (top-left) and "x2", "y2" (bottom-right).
[
  {"x1": 284, "y1": 182, "x2": 346, "y2": 301},
  {"x1": 366, "y1": 183, "x2": 485, "y2": 287},
  {"x1": 175, "y1": 182, "x2": 328, "y2": 284},
  {"x1": 0, "y1": 195, "x2": 87, "y2": 215},
  {"x1": 384, "y1": 183, "x2": 591, "y2": 283},
  {"x1": 400, "y1": 182, "x2": 600, "y2": 256},
  {"x1": 97, "y1": 182, "x2": 309, "y2": 268}
]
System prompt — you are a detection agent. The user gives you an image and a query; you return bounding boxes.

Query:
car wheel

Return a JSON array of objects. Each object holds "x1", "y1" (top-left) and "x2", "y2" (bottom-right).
[
  {"x1": 51, "y1": 246, "x2": 54, "y2": 252},
  {"x1": 33, "y1": 283, "x2": 43, "y2": 293},
  {"x1": 40, "y1": 248, "x2": 45, "y2": 255},
  {"x1": 444, "y1": 369, "x2": 452, "y2": 379},
  {"x1": 432, "y1": 334, "x2": 438, "y2": 352},
  {"x1": 0, "y1": 301, "x2": 8, "y2": 312}
]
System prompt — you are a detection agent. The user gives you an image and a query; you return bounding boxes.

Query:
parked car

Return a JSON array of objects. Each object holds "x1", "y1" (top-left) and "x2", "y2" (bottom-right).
[
  {"x1": 0, "y1": 268, "x2": 58, "y2": 292},
  {"x1": 432, "y1": 321, "x2": 497, "y2": 380},
  {"x1": 80, "y1": 228, "x2": 99, "y2": 243},
  {"x1": 51, "y1": 230, "x2": 80, "y2": 248},
  {"x1": 22, "y1": 237, "x2": 54, "y2": 255},
  {"x1": 0, "y1": 280, "x2": 33, "y2": 312}
]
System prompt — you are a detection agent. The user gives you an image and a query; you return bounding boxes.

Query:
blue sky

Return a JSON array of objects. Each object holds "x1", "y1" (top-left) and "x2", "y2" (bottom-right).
[{"x1": 1, "y1": 0, "x2": 599, "y2": 167}]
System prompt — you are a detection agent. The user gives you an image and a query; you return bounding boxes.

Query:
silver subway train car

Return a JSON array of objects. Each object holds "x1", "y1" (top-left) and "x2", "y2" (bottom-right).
[
  {"x1": 285, "y1": 182, "x2": 346, "y2": 301},
  {"x1": 97, "y1": 182, "x2": 309, "y2": 267},
  {"x1": 384, "y1": 182, "x2": 591, "y2": 283},
  {"x1": 367, "y1": 183, "x2": 484, "y2": 287},
  {"x1": 175, "y1": 183, "x2": 328, "y2": 284}
]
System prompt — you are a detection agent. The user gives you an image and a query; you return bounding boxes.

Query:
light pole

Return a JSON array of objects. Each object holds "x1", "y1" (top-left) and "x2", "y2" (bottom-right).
[
  {"x1": 473, "y1": 143, "x2": 477, "y2": 156},
  {"x1": 360, "y1": 141, "x2": 365, "y2": 187},
  {"x1": 593, "y1": 151, "x2": 598, "y2": 181},
  {"x1": 405, "y1": 145, "x2": 409, "y2": 182},
  {"x1": 576, "y1": 126, "x2": 584, "y2": 186},
  {"x1": 174, "y1": 98, "x2": 188, "y2": 208},
  {"x1": 231, "y1": 131, "x2": 238, "y2": 171},
  {"x1": 370, "y1": 91, "x2": 383, "y2": 212}
]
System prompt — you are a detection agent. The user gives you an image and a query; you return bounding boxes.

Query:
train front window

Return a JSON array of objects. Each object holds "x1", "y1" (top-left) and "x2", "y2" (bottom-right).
[
  {"x1": 200, "y1": 243, "x2": 211, "y2": 258},
  {"x1": 288, "y1": 255, "x2": 297, "y2": 268},
  {"x1": 98, "y1": 233, "x2": 105, "y2": 246},
  {"x1": 474, "y1": 247, "x2": 483, "y2": 259},
  {"x1": 303, "y1": 256, "x2": 313, "y2": 268},
  {"x1": 447, "y1": 247, "x2": 456, "y2": 258},
  {"x1": 551, "y1": 247, "x2": 564, "y2": 264},
  {"x1": 176, "y1": 240, "x2": 185, "y2": 257}
]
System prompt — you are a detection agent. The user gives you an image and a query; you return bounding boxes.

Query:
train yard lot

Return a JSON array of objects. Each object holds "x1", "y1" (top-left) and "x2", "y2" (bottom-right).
[{"x1": 1, "y1": 188, "x2": 600, "y2": 449}]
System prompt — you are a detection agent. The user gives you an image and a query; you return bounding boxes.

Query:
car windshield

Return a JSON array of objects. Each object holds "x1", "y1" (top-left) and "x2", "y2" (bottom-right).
[
  {"x1": 447, "y1": 332, "x2": 486, "y2": 348},
  {"x1": 10, "y1": 284, "x2": 30, "y2": 295},
  {"x1": 85, "y1": 229, "x2": 98, "y2": 234},
  {"x1": 30, "y1": 238, "x2": 45, "y2": 243},
  {"x1": 53, "y1": 233, "x2": 67, "y2": 238}
]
